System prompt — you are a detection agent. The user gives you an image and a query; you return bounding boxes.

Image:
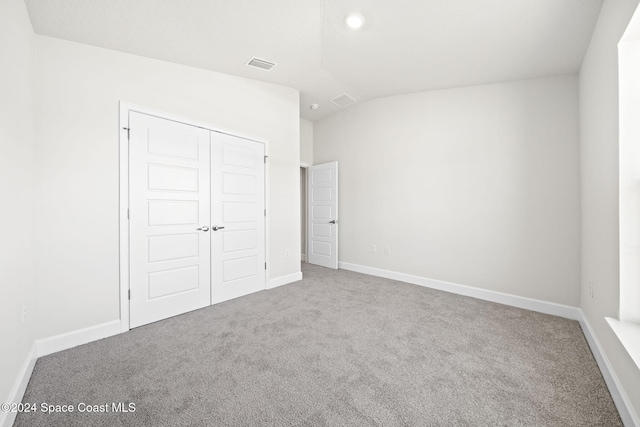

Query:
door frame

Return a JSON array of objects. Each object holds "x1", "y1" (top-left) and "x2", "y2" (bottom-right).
[{"x1": 118, "y1": 102, "x2": 268, "y2": 332}]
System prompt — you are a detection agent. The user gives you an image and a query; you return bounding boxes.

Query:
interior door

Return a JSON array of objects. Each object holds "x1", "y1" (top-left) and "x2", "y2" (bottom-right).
[
  {"x1": 308, "y1": 161, "x2": 338, "y2": 269},
  {"x1": 211, "y1": 133, "x2": 266, "y2": 303},
  {"x1": 129, "y1": 112, "x2": 211, "y2": 328}
]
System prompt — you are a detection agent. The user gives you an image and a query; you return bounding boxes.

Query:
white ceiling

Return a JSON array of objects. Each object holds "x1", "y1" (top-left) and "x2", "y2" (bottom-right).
[{"x1": 24, "y1": 0, "x2": 603, "y2": 121}]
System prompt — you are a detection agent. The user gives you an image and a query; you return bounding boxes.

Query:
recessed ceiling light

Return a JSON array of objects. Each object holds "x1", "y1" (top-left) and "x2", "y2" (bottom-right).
[
  {"x1": 310, "y1": 104, "x2": 319, "y2": 110},
  {"x1": 345, "y1": 13, "x2": 365, "y2": 30}
]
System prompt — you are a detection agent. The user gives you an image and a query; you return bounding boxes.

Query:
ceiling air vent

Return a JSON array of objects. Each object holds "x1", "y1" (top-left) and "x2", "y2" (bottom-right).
[
  {"x1": 330, "y1": 93, "x2": 356, "y2": 108},
  {"x1": 246, "y1": 57, "x2": 276, "y2": 71}
]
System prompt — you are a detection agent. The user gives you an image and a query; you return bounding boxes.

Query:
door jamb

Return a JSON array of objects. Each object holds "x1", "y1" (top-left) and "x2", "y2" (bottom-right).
[{"x1": 118, "y1": 102, "x2": 269, "y2": 333}]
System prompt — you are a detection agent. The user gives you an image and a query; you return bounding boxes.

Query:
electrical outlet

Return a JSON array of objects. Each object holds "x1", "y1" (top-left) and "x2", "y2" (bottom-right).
[
  {"x1": 371, "y1": 244, "x2": 377, "y2": 253},
  {"x1": 285, "y1": 249, "x2": 290, "y2": 258},
  {"x1": 589, "y1": 281, "x2": 594, "y2": 299},
  {"x1": 22, "y1": 303, "x2": 27, "y2": 323},
  {"x1": 385, "y1": 247, "x2": 391, "y2": 255}
]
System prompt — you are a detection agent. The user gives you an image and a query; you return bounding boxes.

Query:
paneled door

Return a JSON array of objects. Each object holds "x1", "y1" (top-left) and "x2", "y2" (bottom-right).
[
  {"x1": 210, "y1": 133, "x2": 266, "y2": 303},
  {"x1": 308, "y1": 161, "x2": 338, "y2": 269},
  {"x1": 129, "y1": 112, "x2": 211, "y2": 328}
]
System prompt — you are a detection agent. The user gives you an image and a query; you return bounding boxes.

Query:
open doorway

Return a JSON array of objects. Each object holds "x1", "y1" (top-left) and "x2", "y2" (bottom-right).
[{"x1": 300, "y1": 166, "x2": 308, "y2": 262}]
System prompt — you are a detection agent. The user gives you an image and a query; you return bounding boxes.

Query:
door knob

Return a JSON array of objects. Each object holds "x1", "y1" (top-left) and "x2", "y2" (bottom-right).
[
  {"x1": 197, "y1": 226, "x2": 210, "y2": 232},
  {"x1": 329, "y1": 220, "x2": 336, "y2": 224},
  {"x1": 212, "y1": 225, "x2": 226, "y2": 231}
]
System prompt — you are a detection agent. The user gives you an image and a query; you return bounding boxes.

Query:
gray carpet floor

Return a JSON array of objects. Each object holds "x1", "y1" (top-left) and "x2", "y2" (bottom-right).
[{"x1": 16, "y1": 263, "x2": 621, "y2": 426}]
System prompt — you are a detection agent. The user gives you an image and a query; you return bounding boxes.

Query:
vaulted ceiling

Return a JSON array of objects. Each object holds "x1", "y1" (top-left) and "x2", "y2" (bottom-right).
[{"x1": 24, "y1": 0, "x2": 603, "y2": 121}]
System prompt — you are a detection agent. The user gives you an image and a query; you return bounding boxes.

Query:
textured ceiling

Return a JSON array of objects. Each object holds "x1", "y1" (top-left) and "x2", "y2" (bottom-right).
[{"x1": 24, "y1": 0, "x2": 603, "y2": 121}]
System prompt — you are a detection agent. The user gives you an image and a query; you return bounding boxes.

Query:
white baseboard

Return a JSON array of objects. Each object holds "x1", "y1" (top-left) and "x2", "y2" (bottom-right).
[
  {"x1": 1, "y1": 320, "x2": 122, "y2": 427},
  {"x1": 579, "y1": 313, "x2": 639, "y2": 427},
  {"x1": 36, "y1": 320, "x2": 122, "y2": 358},
  {"x1": 338, "y1": 262, "x2": 581, "y2": 320},
  {"x1": 268, "y1": 272, "x2": 303, "y2": 289},
  {"x1": 0, "y1": 343, "x2": 37, "y2": 427}
]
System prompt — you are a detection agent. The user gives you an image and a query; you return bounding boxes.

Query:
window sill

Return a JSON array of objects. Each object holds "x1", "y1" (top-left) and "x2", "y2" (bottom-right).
[{"x1": 606, "y1": 317, "x2": 640, "y2": 370}]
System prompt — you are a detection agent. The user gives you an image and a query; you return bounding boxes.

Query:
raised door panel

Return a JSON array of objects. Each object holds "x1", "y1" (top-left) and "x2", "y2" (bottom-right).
[
  {"x1": 308, "y1": 162, "x2": 338, "y2": 269},
  {"x1": 211, "y1": 134, "x2": 265, "y2": 304},
  {"x1": 129, "y1": 112, "x2": 211, "y2": 328}
]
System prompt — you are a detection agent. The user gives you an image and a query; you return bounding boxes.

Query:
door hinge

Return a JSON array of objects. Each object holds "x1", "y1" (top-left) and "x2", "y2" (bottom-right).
[
  {"x1": 264, "y1": 209, "x2": 266, "y2": 217},
  {"x1": 128, "y1": 289, "x2": 130, "y2": 300},
  {"x1": 122, "y1": 127, "x2": 130, "y2": 139},
  {"x1": 265, "y1": 262, "x2": 267, "y2": 270},
  {"x1": 127, "y1": 208, "x2": 130, "y2": 220},
  {"x1": 264, "y1": 155, "x2": 268, "y2": 163}
]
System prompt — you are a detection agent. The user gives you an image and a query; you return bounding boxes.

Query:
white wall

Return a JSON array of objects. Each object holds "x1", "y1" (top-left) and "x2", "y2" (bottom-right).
[
  {"x1": 34, "y1": 36, "x2": 300, "y2": 339},
  {"x1": 300, "y1": 117, "x2": 313, "y2": 166},
  {"x1": 300, "y1": 118, "x2": 313, "y2": 260},
  {"x1": 580, "y1": 0, "x2": 640, "y2": 418},
  {"x1": 0, "y1": 0, "x2": 37, "y2": 412},
  {"x1": 314, "y1": 75, "x2": 581, "y2": 306},
  {"x1": 0, "y1": 0, "x2": 36, "y2": 425}
]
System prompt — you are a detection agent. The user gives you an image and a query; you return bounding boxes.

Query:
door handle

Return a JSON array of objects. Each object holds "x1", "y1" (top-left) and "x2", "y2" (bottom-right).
[
  {"x1": 197, "y1": 226, "x2": 210, "y2": 232},
  {"x1": 329, "y1": 220, "x2": 336, "y2": 224},
  {"x1": 212, "y1": 225, "x2": 226, "y2": 231}
]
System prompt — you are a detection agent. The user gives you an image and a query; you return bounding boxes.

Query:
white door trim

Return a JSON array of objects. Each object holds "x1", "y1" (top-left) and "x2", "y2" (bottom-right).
[{"x1": 119, "y1": 102, "x2": 268, "y2": 332}]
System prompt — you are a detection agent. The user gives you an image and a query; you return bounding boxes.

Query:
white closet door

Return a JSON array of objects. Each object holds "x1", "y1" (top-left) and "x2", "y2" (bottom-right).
[
  {"x1": 308, "y1": 161, "x2": 339, "y2": 269},
  {"x1": 129, "y1": 112, "x2": 211, "y2": 328},
  {"x1": 211, "y1": 133, "x2": 266, "y2": 304}
]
